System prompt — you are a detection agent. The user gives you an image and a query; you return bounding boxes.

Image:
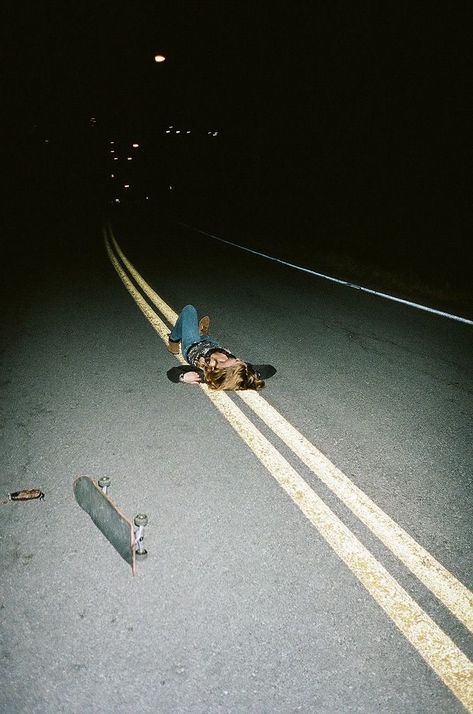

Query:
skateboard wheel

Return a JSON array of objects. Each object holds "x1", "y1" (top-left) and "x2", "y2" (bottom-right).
[
  {"x1": 134, "y1": 514, "x2": 148, "y2": 527},
  {"x1": 98, "y1": 476, "x2": 111, "y2": 492}
]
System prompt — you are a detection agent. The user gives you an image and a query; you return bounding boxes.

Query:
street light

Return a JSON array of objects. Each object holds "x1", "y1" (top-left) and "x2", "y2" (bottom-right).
[{"x1": 154, "y1": 54, "x2": 166, "y2": 63}]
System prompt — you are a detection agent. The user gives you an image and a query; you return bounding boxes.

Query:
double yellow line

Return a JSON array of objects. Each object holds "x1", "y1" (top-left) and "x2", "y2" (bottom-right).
[{"x1": 104, "y1": 225, "x2": 473, "y2": 711}]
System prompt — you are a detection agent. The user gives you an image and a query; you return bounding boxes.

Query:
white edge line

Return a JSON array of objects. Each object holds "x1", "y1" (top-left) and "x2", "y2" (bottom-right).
[{"x1": 177, "y1": 222, "x2": 473, "y2": 327}]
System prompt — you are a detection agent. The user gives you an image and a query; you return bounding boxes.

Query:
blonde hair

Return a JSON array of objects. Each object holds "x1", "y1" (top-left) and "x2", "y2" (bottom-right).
[{"x1": 203, "y1": 363, "x2": 264, "y2": 391}]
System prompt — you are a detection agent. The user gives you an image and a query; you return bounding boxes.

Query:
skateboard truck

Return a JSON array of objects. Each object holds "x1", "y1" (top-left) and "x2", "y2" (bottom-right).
[
  {"x1": 98, "y1": 476, "x2": 111, "y2": 495},
  {"x1": 99, "y1": 479, "x2": 148, "y2": 557},
  {"x1": 134, "y1": 514, "x2": 148, "y2": 559},
  {"x1": 74, "y1": 475, "x2": 149, "y2": 575}
]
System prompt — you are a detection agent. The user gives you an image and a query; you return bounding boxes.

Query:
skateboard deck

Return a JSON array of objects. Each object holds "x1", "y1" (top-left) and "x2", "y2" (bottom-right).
[{"x1": 73, "y1": 476, "x2": 136, "y2": 575}]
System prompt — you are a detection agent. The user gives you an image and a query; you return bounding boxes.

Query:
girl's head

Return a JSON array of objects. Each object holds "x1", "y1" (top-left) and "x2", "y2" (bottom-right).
[{"x1": 203, "y1": 362, "x2": 265, "y2": 391}]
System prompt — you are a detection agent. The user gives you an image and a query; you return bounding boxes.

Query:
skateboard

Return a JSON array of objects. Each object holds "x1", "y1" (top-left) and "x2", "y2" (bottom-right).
[{"x1": 73, "y1": 476, "x2": 148, "y2": 576}]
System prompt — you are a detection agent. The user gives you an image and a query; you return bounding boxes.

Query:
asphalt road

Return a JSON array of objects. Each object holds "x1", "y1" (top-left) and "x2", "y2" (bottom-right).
[{"x1": 1, "y1": 206, "x2": 472, "y2": 713}]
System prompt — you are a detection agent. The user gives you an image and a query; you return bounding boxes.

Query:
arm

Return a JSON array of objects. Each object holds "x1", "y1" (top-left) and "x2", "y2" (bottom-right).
[{"x1": 166, "y1": 366, "x2": 204, "y2": 384}]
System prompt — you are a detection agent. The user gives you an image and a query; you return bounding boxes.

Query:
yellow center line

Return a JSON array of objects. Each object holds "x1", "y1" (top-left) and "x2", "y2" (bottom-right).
[
  {"x1": 108, "y1": 225, "x2": 473, "y2": 633},
  {"x1": 104, "y1": 226, "x2": 473, "y2": 711},
  {"x1": 238, "y1": 390, "x2": 473, "y2": 633}
]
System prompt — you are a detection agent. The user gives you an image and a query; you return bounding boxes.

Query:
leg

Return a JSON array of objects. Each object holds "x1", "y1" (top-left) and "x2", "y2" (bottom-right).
[
  {"x1": 169, "y1": 305, "x2": 212, "y2": 359},
  {"x1": 169, "y1": 305, "x2": 216, "y2": 360},
  {"x1": 169, "y1": 304, "x2": 200, "y2": 346}
]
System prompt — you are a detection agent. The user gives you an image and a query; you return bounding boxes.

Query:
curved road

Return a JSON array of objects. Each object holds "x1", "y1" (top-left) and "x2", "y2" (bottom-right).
[{"x1": 1, "y1": 209, "x2": 472, "y2": 713}]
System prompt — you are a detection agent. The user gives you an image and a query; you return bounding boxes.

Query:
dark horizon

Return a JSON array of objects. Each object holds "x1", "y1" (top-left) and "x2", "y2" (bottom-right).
[{"x1": 3, "y1": 2, "x2": 472, "y2": 316}]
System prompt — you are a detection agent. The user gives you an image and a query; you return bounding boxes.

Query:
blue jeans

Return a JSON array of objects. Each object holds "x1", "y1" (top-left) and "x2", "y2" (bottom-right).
[{"x1": 169, "y1": 305, "x2": 218, "y2": 361}]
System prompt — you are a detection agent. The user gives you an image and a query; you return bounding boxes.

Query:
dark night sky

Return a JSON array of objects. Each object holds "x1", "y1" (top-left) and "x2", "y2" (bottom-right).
[
  {"x1": 6, "y1": 2, "x2": 472, "y2": 135},
  {"x1": 3, "y1": 1, "x2": 473, "y2": 304}
]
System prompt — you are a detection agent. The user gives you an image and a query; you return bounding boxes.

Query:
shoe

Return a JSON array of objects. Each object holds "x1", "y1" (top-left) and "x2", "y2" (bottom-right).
[
  {"x1": 199, "y1": 316, "x2": 210, "y2": 335},
  {"x1": 167, "y1": 338, "x2": 180, "y2": 354}
]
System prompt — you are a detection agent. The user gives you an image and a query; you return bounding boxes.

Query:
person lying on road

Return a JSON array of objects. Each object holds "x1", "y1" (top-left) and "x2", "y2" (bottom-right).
[{"x1": 166, "y1": 304, "x2": 276, "y2": 391}]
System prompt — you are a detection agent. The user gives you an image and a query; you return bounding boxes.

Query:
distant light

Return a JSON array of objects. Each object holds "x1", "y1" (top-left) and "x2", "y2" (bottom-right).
[
  {"x1": 145, "y1": 196, "x2": 149, "y2": 200},
  {"x1": 154, "y1": 54, "x2": 166, "y2": 63},
  {"x1": 175, "y1": 130, "x2": 181, "y2": 134},
  {"x1": 114, "y1": 198, "x2": 120, "y2": 203},
  {"x1": 207, "y1": 131, "x2": 212, "y2": 135},
  {"x1": 110, "y1": 150, "x2": 115, "y2": 153},
  {"x1": 169, "y1": 185, "x2": 173, "y2": 190},
  {"x1": 124, "y1": 184, "x2": 130, "y2": 189},
  {"x1": 169, "y1": 125, "x2": 174, "y2": 128},
  {"x1": 212, "y1": 131, "x2": 219, "y2": 137},
  {"x1": 113, "y1": 157, "x2": 118, "y2": 161},
  {"x1": 110, "y1": 141, "x2": 115, "y2": 144},
  {"x1": 111, "y1": 174, "x2": 115, "y2": 178},
  {"x1": 186, "y1": 130, "x2": 191, "y2": 134},
  {"x1": 44, "y1": 139, "x2": 50, "y2": 143},
  {"x1": 127, "y1": 157, "x2": 132, "y2": 160},
  {"x1": 165, "y1": 130, "x2": 171, "y2": 134},
  {"x1": 132, "y1": 143, "x2": 139, "y2": 148}
]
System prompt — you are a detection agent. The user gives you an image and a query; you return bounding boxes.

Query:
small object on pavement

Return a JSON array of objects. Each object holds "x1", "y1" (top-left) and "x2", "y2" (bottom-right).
[{"x1": 8, "y1": 489, "x2": 45, "y2": 502}]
